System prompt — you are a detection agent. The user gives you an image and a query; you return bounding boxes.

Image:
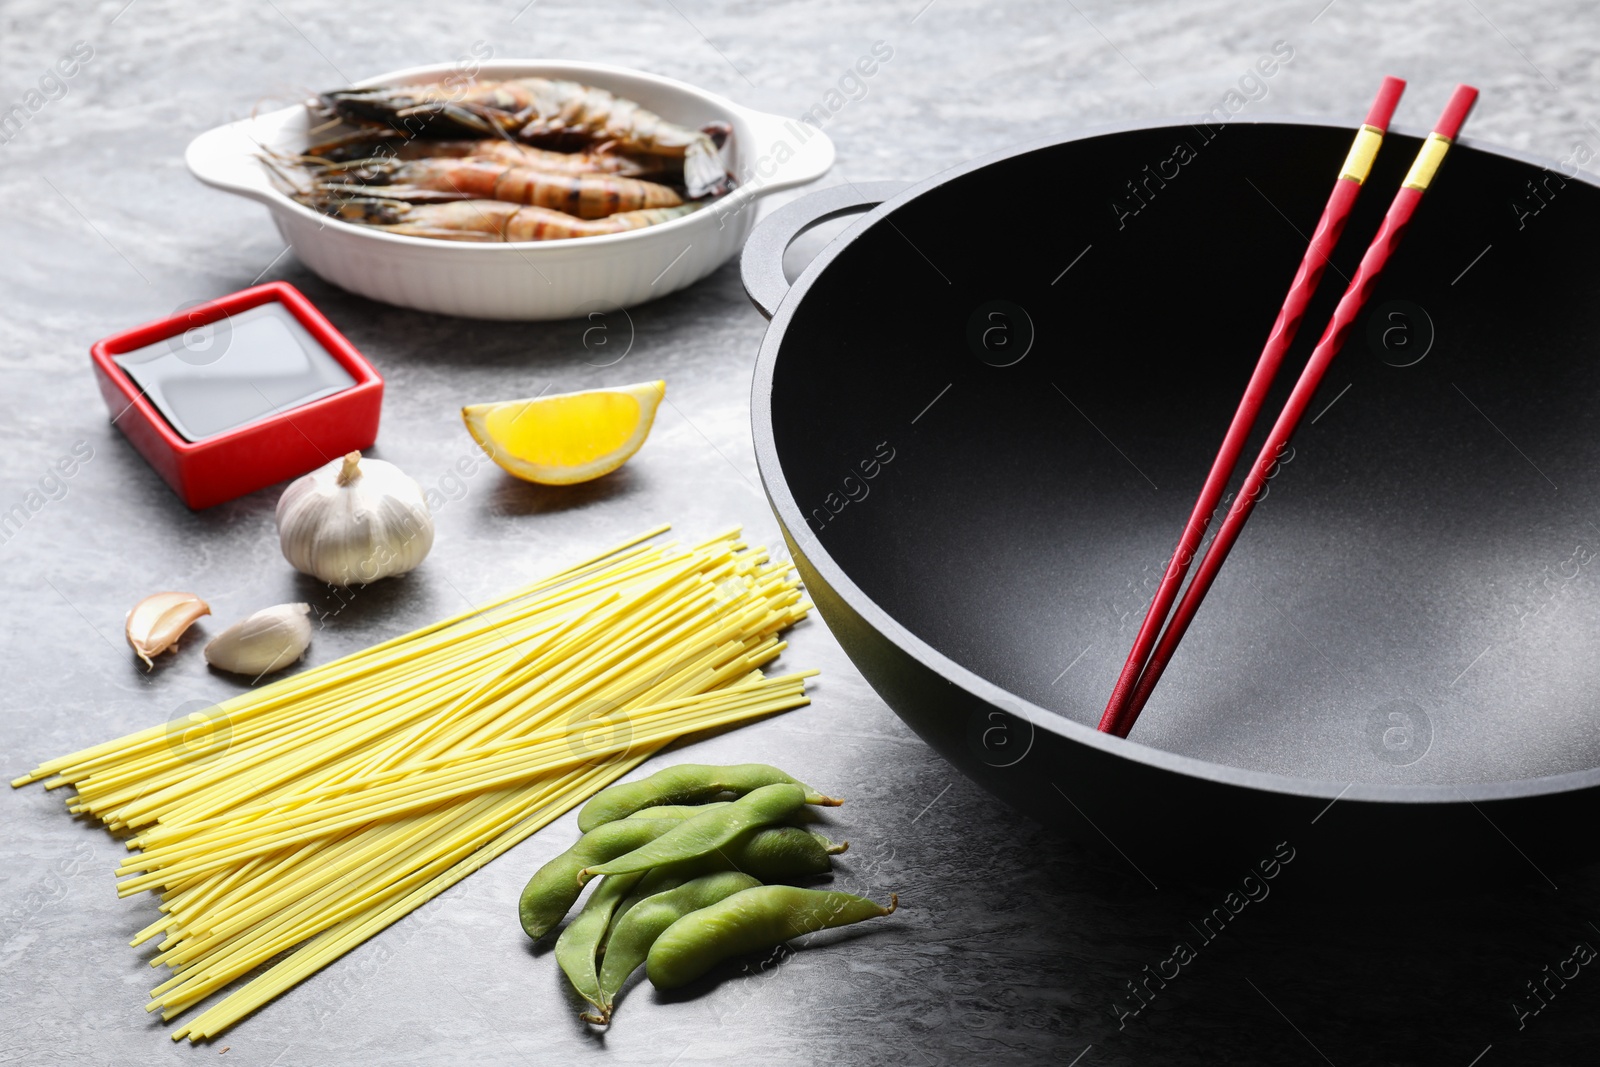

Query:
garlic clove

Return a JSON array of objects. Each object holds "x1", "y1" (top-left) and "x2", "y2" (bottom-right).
[
  {"x1": 126, "y1": 592, "x2": 211, "y2": 669},
  {"x1": 276, "y1": 451, "x2": 435, "y2": 587},
  {"x1": 204, "y1": 604, "x2": 313, "y2": 678}
]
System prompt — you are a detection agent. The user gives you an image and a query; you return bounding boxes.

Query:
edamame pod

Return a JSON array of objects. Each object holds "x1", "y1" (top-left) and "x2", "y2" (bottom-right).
[
  {"x1": 555, "y1": 872, "x2": 644, "y2": 1016},
  {"x1": 807, "y1": 828, "x2": 849, "y2": 856},
  {"x1": 646, "y1": 886, "x2": 899, "y2": 990},
  {"x1": 577, "y1": 763, "x2": 841, "y2": 832},
  {"x1": 521, "y1": 812, "x2": 691, "y2": 938},
  {"x1": 616, "y1": 801, "x2": 731, "y2": 820},
  {"x1": 586, "y1": 872, "x2": 761, "y2": 1023},
  {"x1": 576, "y1": 783, "x2": 810, "y2": 886},
  {"x1": 614, "y1": 824, "x2": 844, "y2": 924}
]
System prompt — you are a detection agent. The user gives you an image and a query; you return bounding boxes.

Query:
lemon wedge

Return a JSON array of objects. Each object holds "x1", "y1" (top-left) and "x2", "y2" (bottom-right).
[{"x1": 462, "y1": 380, "x2": 666, "y2": 485}]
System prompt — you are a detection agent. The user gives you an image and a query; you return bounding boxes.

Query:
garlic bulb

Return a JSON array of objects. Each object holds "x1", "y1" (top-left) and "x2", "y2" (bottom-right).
[
  {"x1": 276, "y1": 451, "x2": 434, "y2": 586},
  {"x1": 125, "y1": 591, "x2": 211, "y2": 668},
  {"x1": 204, "y1": 603, "x2": 312, "y2": 676}
]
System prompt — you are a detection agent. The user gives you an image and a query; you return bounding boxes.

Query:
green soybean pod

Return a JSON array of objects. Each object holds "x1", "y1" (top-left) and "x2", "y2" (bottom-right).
[
  {"x1": 554, "y1": 871, "x2": 644, "y2": 1016},
  {"x1": 586, "y1": 872, "x2": 761, "y2": 1023},
  {"x1": 698, "y1": 824, "x2": 846, "y2": 877},
  {"x1": 616, "y1": 801, "x2": 731, "y2": 820},
  {"x1": 577, "y1": 783, "x2": 809, "y2": 885},
  {"x1": 521, "y1": 813, "x2": 691, "y2": 939},
  {"x1": 614, "y1": 825, "x2": 845, "y2": 923},
  {"x1": 646, "y1": 886, "x2": 899, "y2": 990},
  {"x1": 576, "y1": 764, "x2": 841, "y2": 832},
  {"x1": 805, "y1": 828, "x2": 849, "y2": 857}
]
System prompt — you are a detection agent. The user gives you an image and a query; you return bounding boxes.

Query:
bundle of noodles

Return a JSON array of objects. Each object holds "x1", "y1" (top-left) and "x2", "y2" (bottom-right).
[{"x1": 13, "y1": 527, "x2": 815, "y2": 1040}]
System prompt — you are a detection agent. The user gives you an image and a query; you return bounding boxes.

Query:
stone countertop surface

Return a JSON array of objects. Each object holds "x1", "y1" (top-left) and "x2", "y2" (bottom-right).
[{"x1": 4, "y1": 0, "x2": 1600, "y2": 1063}]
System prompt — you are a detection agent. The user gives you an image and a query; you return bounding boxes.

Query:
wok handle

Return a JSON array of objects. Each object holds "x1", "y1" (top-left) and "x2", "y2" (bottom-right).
[{"x1": 740, "y1": 181, "x2": 910, "y2": 320}]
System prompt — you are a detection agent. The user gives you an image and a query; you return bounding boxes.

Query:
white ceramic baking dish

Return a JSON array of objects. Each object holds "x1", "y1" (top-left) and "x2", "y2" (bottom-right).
[{"x1": 185, "y1": 60, "x2": 835, "y2": 320}]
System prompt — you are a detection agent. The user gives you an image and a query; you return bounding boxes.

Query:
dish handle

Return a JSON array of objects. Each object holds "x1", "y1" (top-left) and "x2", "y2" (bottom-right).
[
  {"x1": 185, "y1": 118, "x2": 292, "y2": 208},
  {"x1": 739, "y1": 180, "x2": 909, "y2": 320}
]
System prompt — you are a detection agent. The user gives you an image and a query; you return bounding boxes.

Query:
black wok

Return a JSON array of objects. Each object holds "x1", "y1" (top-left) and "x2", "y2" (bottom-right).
[{"x1": 742, "y1": 116, "x2": 1600, "y2": 884}]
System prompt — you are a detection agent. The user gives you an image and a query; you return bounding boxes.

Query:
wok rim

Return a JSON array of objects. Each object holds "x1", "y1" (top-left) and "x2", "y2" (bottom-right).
[{"x1": 751, "y1": 112, "x2": 1600, "y2": 807}]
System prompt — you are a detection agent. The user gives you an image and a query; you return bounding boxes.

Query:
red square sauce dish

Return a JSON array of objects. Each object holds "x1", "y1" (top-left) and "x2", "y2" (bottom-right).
[{"x1": 90, "y1": 281, "x2": 383, "y2": 509}]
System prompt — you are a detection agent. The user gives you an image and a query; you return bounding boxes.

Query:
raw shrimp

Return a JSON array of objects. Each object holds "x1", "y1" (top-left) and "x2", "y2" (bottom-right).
[
  {"x1": 304, "y1": 132, "x2": 662, "y2": 179},
  {"x1": 319, "y1": 197, "x2": 699, "y2": 242},
  {"x1": 314, "y1": 157, "x2": 683, "y2": 219},
  {"x1": 316, "y1": 78, "x2": 731, "y2": 197},
  {"x1": 461, "y1": 139, "x2": 665, "y2": 179}
]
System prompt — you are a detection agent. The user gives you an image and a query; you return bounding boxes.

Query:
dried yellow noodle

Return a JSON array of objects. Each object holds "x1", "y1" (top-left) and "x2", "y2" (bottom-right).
[{"x1": 13, "y1": 526, "x2": 815, "y2": 1041}]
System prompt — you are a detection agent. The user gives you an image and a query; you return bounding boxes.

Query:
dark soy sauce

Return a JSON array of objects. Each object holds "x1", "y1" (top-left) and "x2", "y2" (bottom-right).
[{"x1": 114, "y1": 302, "x2": 357, "y2": 442}]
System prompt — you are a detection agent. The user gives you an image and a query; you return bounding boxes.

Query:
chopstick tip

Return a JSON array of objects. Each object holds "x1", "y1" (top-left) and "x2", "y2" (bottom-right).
[
  {"x1": 1436, "y1": 84, "x2": 1480, "y2": 140},
  {"x1": 1367, "y1": 76, "x2": 1408, "y2": 131}
]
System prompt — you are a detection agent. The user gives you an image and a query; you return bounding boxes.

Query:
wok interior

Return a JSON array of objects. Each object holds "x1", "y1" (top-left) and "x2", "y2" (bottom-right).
[{"x1": 771, "y1": 121, "x2": 1600, "y2": 787}]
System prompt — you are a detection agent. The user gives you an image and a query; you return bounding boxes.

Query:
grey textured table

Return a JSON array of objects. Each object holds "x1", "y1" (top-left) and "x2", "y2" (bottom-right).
[{"x1": 4, "y1": 1, "x2": 1600, "y2": 1064}]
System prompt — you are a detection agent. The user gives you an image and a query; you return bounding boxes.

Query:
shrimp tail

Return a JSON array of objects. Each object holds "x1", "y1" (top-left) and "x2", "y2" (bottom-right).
[{"x1": 683, "y1": 137, "x2": 733, "y2": 199}]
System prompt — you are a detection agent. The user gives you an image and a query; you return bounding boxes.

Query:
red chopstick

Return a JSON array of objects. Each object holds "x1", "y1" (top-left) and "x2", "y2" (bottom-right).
[
  {"x1": 1103, "y1": 83, "x2": 1480, "y2": 738},
  {"x1": 1096, "y1": 76, "x2": 1408, "y2": 736}
]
